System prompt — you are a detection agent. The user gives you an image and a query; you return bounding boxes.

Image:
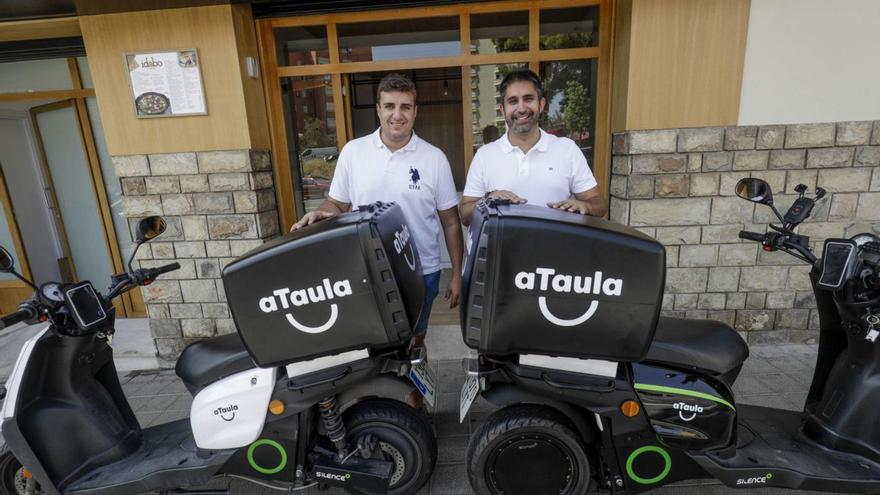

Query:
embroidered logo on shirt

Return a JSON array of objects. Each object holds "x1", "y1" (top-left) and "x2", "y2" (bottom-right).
[{"x1": 409, "y1": 167, "x2": 421, "y2": 190}]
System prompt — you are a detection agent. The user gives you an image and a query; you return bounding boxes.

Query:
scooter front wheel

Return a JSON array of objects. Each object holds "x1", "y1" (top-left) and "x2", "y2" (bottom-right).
[
  {"x1": 467, "y1": 405, "x2": 590, "y2": 495},
  {"x1": 343, "y1": 399, "x2": 437, "y2": 495},
  {"x1": 0, "y1": 448, "x2": 43, "y2": 495}
]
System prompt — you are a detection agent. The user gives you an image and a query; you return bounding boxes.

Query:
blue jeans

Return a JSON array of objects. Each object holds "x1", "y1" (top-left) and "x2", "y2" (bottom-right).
[{"x1": 414, "y1": 270, "x2": 441, "y2": 334}]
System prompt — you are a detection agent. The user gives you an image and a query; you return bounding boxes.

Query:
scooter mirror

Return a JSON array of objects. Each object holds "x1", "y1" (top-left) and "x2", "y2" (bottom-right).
[
  {"x1": 136, "y1": 216, "x2": 167, "y2": 243},
  {"x1": 0, "y1": 247, "x2": 13, "y2": 272},
  {"x1": 735, "y1": 178, "x2": 773, "y2": 205}
]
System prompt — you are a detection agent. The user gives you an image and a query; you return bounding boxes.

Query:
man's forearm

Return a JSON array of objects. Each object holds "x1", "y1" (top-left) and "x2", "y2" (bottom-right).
[
  {"x1": 587, "y1": 196, "x2": 608, "y2": 217},
  {"x1": 442, "y1": 220, "x2": 464, "y2": 273},
  {"x1": 459, "y1": 198, "x2": 480, "y2": 226},
  {"x1": 317, "y1": 199, "x2": 347, "y2": 215}
]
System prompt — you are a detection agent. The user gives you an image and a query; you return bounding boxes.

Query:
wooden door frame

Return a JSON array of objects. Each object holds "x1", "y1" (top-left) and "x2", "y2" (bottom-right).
[{"x1": 257, "y1": 0, "x2": 612, "y2": 230}]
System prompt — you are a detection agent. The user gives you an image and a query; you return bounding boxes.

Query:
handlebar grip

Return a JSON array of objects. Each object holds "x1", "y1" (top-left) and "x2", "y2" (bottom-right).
[
  {"x1": 153, "y1": 263, "x2": 180, "y2": 275},
  {"x1": 739, "y1": 231, "x2": 765, "y2": 242},
  {"x1": 0, "y1": 306, "x2": 35, "y2": 330}
]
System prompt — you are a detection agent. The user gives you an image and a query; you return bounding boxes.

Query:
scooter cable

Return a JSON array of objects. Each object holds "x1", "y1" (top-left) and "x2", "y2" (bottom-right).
[{"x1": 223, "y1": 474, "x2": 318, "y2": 492}]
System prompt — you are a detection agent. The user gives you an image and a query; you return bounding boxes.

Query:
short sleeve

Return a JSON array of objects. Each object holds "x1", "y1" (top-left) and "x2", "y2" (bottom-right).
[
  {"x1": 434, "y1": 153, "x2": 459, "y2": 211},
  {"x1": 569, "y1": 141, "x2": 598, "y2": 194},
  {"x1": 462, "y1": 150, "x2": 488, "y2": 198},
  {"x1": 328, "y1": 145, "x2": 352, "y2": 204}
]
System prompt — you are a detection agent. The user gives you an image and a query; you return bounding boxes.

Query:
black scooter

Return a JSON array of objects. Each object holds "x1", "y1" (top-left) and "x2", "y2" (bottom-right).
[
  {"x1": 0, "y1": 211, "x2": 437, "y2": 495},
  {"x1": 459, "y1": 178, "x2": 880, "y2": 494}
]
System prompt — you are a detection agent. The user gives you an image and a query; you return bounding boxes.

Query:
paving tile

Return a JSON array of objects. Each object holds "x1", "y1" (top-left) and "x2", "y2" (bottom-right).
[
  {"x1": 436, "y1": 359, "x2": 465, "y2": 394},
  {"x1": 430, "y1": 463, "x2": 474, "y2": 495},
  {"x1": 437, "y1": 435, "x2": 469, "y2": 465}
]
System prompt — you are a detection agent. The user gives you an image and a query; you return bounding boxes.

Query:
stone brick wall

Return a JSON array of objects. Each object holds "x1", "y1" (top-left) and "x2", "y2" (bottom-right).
[
  {"x1": 112, "y1": 150, "x2": 279, "y2": 363},
  {"x1": 611, "y1": 121, "x2": 880, "y2": 344}
]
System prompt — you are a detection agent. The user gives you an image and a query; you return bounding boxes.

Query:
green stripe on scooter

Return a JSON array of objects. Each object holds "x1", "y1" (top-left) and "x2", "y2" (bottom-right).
[{"x1": 634, "y1": 383, "x2": 736, "y2": 411}]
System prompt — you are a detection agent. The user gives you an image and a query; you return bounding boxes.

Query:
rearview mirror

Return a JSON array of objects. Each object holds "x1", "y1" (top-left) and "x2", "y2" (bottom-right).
[
  {"x1": 0, "y1": 247, "x2": 13, "y2": 272},
  {"x1": 735, "y1": 178, "x2": 773, "y2": 205},
  {"x1": 136, "y1": 216, "x2": 167, "y2": 243}
]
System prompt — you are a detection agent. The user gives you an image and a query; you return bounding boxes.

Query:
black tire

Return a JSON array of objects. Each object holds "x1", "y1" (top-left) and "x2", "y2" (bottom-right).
[
  {"x1": 343, "y1": 399, "x2": 437, "y2": 495},
  {"x1": 0, "y1": 447, "x2": 43, "y2": 495},
  {"x1": 467, "y1": 405, "x2": 590, "y2": 495}
]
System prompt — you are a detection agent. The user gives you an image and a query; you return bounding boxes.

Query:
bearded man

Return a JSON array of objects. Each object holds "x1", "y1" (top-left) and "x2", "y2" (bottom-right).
[{"x1": 459, "y1": 69, "x2": 606, "y2": 226}]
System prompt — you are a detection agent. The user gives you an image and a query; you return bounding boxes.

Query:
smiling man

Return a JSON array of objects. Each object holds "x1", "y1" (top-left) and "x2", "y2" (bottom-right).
[
  {"x1": 460, "y1": 69, "x2": 607, "y2": 226},
  {"x1": 292, "y1": 73, "x2": 463, "y2": 341}
]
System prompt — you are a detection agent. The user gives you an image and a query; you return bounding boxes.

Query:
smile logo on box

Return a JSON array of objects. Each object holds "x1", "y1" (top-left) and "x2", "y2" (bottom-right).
[
  {"x1": 393, "y1": 224, "x2": 417, "y2": 271},
  {"x1": 514, "y1": 267, "x2": 623, "y2": 327},
  {"x1": 258, "y1": 279, "x2": 353, "y2": 333}
]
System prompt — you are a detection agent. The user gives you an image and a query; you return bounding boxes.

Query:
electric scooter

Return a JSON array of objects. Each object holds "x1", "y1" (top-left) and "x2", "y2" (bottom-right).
[
  {"x1": 458, "y1": 179, "x2": 880, "y2": 494},
  {"x1": 0, "y1": 204, "x2": 438, "y2": 495}
]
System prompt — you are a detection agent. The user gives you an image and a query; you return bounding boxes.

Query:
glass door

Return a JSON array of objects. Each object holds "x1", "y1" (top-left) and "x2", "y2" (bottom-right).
[{"x1": 29, "y1": 100, "x2": 120, "y2": 312}]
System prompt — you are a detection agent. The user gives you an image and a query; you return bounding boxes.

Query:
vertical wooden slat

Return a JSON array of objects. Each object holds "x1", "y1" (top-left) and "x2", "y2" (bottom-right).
[
  {"x1": 593, "y1": 0, "x2": 614, "y2": 204},
  {"x1": 461, "y1": 65, "x2": 474, "y2": 175},
  {"x1": 529, "y1": 4, "x2": 540, "y2": 72},
  {"x1": 0, "y1": 163, "x2": 32, "y2": 282},
  {"x1": 331, "y1": 73, "x2": 346, "y2": 149},
  {"x1": 257, "y1": 19, "x2": 299, "y2": 230}
]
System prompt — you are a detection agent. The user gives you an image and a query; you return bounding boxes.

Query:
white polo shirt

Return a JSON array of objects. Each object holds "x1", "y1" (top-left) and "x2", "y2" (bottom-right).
[
  {"x1": 463, "y1": 129, "x2": 598, "y2": 207},
  {"x1": 328, "y1": 129, "x2": 458, "y2": 275}
]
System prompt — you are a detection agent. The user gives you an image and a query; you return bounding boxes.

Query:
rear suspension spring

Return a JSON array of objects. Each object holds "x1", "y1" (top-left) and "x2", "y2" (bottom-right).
[{"x1": 318, "y1": 396, "x2": 348, "y2": 458}]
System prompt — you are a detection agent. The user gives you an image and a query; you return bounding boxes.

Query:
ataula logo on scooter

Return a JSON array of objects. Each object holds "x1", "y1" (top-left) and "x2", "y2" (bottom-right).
[
  {"x1": 393, "y1": 224, "x2": 417, "y2": 271},
  {"x1": 258, "y1": 279, "x2": 353, "y2": 334},
  {"x1": 514, "y1": 267, "x2": 624, "y2": 327}
]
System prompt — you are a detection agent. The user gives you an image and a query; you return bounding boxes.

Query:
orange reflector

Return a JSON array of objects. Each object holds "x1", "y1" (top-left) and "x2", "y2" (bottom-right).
[
  {"x1": 621, "y1": 400, "x2": 640, "y2": 417},
  {"x1": 268, "y1": 400, "x2": 285, "y2": 415},
  {"x1": 22, "y1": 468, "x2": 32, "y2": 479}
]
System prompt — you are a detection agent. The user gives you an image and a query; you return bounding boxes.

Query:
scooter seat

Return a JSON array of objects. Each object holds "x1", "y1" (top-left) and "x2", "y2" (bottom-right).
[
  {"x1": 646, "y1": 317, "x2": 749, "y2": 384},
  {"x1": 176, "y1": 333, "x2": 256, "y2": 394}
]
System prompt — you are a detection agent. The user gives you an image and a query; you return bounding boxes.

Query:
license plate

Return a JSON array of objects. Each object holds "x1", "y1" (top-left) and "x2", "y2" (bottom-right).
[
  {"x1": 408, "y1": 361, "x2": 436, "y2": 408},
  {"x1": 459, "y1": 374, "x2": 480, "y2": 423}
]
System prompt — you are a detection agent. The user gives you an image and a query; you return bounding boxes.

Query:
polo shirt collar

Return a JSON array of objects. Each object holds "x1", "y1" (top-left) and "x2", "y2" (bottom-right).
[
  {"x1": 372, "y1": 127, "x2": 419, "y2": 152},
  {"x1": 499, "y1": 128, "x2": 550, "y2": 153}
]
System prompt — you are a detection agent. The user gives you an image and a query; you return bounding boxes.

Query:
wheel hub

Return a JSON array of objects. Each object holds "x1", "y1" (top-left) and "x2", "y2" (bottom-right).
[
  {"x1": 488, "y1": 434, "x2": 576, "y2": 495},
  {"x1": 13, "y1": 467, "x2": 43, "y2": 495}
]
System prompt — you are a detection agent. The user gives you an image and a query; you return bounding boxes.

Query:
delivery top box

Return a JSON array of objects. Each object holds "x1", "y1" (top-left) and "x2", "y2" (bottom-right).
[
  {"x1": 223, "y1": 202, "x2": 425, "y2": 367},
  {"x1": 461, "y1": 201, "x2": 666, "y2": 362}
]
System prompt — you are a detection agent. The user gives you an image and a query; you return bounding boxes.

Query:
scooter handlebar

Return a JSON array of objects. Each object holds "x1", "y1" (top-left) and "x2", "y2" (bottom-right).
[
  {"x1": 739, "y1": 231, "x2": 765, "y2": 243},
  {"x1": 0, "y1": 305, "x2": 37, "y2": 330}
]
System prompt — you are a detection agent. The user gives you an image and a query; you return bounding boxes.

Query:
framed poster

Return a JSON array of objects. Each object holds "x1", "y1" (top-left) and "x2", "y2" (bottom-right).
[{"x1": 125, "y1": 49, "x2": 208, "y2": 118}]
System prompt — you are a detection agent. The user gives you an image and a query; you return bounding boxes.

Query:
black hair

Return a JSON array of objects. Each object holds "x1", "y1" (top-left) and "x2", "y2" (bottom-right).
[
  {"x1": 377, "y1": 73, "x2": 417, "y2": 101},
  {"x1": 499, "y1": 69, "x2": 544, "y2": 100}
]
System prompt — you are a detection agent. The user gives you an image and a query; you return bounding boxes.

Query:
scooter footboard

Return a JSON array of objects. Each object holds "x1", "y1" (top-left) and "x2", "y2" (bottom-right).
[{"x1": 690, "y1": 404, "x2": 880, "y2": 493}]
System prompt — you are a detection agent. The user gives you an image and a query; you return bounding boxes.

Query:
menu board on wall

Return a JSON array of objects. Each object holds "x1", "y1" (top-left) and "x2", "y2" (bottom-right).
[{"x1": 125, "y1": 49, "x2": 207, "y2": 118}]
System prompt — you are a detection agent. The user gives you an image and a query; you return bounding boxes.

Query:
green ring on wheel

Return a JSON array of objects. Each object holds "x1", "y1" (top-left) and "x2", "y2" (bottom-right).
[
  {"x1": 247, "y1": 439, "x2": 287, "y2": 475},
  {"x1": 625, "y1": 446, "x2": 672, "y2": 485}
]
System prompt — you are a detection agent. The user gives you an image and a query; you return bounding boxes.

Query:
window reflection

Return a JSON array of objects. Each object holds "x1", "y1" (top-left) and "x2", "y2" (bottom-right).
[
  {"x1": 471, "y1": 63, "x2": 526, "y2": 153},
  {"x1": 539, "y1": 59, "x2": 597, "y2": 169},
  {"x1": 281, "y1": 76, "x2": 338, "y2": 214},
  {"x1": 338, "y1": 17, "x2": 460, "y2": 62},
  {"x1": 275, "y1": 26, "x2": 330, "y2": 66},
  {"x1": 470, "y1": 12, "x2": 528, "y2": 54},
  {"x1": 539, "y1": 6, "x2": 600, "y2": 49}
]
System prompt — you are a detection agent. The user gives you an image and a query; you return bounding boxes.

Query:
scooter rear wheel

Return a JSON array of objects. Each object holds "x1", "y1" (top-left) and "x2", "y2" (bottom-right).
[
  {"x1": 467, "y1": 405, "x2": 589, "y2": 495},
  {"x1": 0, "y1": 447, "x2": 43, "y2": 495},
  {"x1": 343, "y1": 399, "x2": 437, "y2": 495}
]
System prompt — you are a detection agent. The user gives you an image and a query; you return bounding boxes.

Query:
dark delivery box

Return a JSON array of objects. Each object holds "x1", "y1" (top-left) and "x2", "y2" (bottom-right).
[
  {"x1": 223, "y1": 202, "x2": 425, "y2": 367},
  {"x1": 461, "y1": 201, "x2": 665, "y2": 362}
]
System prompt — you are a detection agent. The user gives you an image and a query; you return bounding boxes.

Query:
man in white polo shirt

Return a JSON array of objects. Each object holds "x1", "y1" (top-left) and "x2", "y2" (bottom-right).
[
  {"x1": 460, "y1": 69, "x2": 607, "y2": 225},
  {"x1": 292, "y1": 73, "x2": 463, "y2": 342}
]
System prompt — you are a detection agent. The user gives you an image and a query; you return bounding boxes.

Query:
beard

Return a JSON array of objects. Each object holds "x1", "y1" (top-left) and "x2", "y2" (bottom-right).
[{"x1": 506, "y1": 111, "x2": 538, "y2": 135}]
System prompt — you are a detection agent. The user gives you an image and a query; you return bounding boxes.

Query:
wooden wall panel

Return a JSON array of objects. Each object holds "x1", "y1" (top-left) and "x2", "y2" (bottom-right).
[
  {"x1": 612, "y1": 0, "x2": 750, "y2": 131},
  {"x1": 79, "y1": 6, "x2": 262, "y2": 155},
  {"x1": 0, "y1": 17, "x2": 81, "y2": 42},
  {"x1": 231, "y1": 3, "x2": 271, "y2": 150}
]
